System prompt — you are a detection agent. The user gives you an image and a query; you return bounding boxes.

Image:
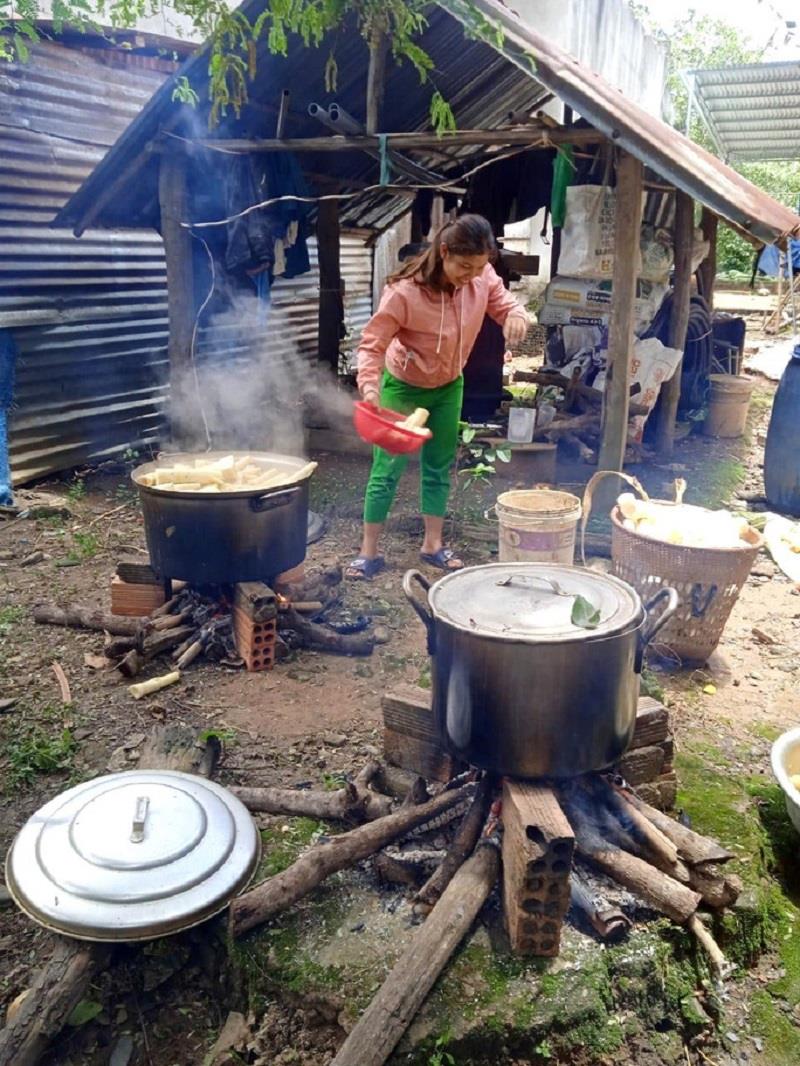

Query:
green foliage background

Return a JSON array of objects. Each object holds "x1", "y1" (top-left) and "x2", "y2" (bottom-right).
[{"x1": 635, "y1": 5, "x2": 800, "y2": 277}]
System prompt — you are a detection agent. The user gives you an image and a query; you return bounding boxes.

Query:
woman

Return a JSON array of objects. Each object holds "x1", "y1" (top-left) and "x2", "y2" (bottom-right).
[{"x1": 348, "y1": 214, "x2": 529, "y2": 579}]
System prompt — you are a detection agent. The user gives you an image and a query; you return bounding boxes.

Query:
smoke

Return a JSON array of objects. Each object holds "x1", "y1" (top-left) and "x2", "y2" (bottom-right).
[{"x1": 187, "y1": 290, "x2": 356, "y2": 458}]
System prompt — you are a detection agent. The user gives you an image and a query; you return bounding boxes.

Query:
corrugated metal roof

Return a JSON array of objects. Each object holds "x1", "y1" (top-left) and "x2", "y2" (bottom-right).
[
  {"x1": 687, "y1": 60, "x2": 800, "y2": 163},
  {"x1": 54, "y1": 0, "x2": 800, "y2": 247},
  {"x1": 53, "y1": 2, "x2": 550, "y2": 234},
  {"x1": 460, "y1": 0, "x2": 800, "y2": 246},
  {"x1": 0, "y1": 40, "x2": 175, "y2": 484}
]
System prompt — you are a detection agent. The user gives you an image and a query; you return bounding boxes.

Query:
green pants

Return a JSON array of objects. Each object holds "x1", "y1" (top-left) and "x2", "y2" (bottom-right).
[{"x1": 364, "y1": 372, "x2": 464, "y2": 524}]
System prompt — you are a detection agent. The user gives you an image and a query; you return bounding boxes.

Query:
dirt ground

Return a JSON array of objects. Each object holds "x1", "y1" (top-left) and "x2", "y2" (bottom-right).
[{"x1": 1, "y1": 344, "x2": 800, "y2": 1065}]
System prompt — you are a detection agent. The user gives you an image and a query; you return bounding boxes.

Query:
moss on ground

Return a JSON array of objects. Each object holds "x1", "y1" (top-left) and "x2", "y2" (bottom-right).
[
  {"x1": 676, "y1": 743, "x2": 800, "y2": 1063},
  {"x1": 226, "y1": 745, "x2": 800, "y2": 1065}
]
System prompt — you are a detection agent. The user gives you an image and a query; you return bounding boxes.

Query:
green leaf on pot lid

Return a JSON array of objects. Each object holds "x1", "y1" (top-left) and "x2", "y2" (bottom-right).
[{"x1": 571, "y1": 595, "x2": 601, "y2": 630}]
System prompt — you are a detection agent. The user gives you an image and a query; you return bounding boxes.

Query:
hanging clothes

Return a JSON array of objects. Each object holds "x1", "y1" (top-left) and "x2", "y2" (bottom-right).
[
  {"x1": 223, "y1": 153, "x2": 311, "y2": 279},
  {"x1": 462, "y1": 149, "x2": 554, "y2": 232}
]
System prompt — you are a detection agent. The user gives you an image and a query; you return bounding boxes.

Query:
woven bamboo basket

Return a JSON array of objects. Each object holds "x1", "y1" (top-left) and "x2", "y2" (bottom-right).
[{"x1": 611, "y1": 503, "x2": 763, "y2": 664}]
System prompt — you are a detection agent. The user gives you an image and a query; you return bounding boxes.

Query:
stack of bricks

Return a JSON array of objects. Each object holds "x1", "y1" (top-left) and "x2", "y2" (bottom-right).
[
  {"x1": 110, "y1": 561, "x2": 166, "y2": 617},
  {"x1": 381, "y1": 684, "x2": 464, "y2": 783},
  {"x1": 611, "y1": 696, "x2": 676, "y2": 811},
  {"x1": 502, "y1": 780, "x2": 575, "y2": 957},
  {"x1": 381, "y1": 687, "x2": 676, "y2": 811},
  {"x1": 232, "y1": 581, "x2": 278, "y2": 672}
]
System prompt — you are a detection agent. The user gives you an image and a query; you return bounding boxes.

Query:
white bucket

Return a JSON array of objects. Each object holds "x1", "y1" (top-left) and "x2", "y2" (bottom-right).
[
  {"x1": 507, "y1": 407, "x2": 536, "y2": 443},
  {"x1": 493, "y1": 489, "x2": 583, "y2": 564}
]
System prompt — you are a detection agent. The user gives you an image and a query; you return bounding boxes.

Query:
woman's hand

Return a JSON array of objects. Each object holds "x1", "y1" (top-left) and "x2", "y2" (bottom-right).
[
  {"x1": 361, "y1": 386, "x2": 380, "y2": 407},
  {"x1": 503, "y1": 312, "x2": 529, "y2": 347}
]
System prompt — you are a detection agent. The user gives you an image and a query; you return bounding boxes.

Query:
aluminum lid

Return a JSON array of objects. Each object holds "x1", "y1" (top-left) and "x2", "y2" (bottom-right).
[
  {"x1": 427, "y1": 563, "x2": 643, "y2": 642},
  {"x1": 5, "y1": 770, "x2": 260, "y2": 942}
]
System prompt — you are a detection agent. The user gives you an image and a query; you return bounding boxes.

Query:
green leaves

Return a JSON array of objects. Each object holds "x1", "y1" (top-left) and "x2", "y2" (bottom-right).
[
  {"x1": 430, "y1": 90, "x2": 456, "y2": 136},
  {"x1": 570, "y1": 594, "x2": 601, "y2": 630},
  {"x1": 67, "y1": 1000, "x2": 103, "y2": 1027}
]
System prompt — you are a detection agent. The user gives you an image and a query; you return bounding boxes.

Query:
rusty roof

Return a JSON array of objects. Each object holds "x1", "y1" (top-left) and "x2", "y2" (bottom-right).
[
  {"x1": 54, "y1": 0, "x2": 800, "y2": 247},
  {"x1": 464, "y1": 0, "x2": 800, "y2": 246}
]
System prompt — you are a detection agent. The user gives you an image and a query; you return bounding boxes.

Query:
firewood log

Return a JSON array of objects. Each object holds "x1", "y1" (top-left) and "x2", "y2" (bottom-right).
[
  {"x1": 609, "y1": 783, "x2": 734, "y2": 866},
  {"x1": 414, "y1": 775, "x2": 493, "y2": 913},
  {"x1": 33, "y1": 604, "x2": 144, "y2": 637},
  {"x1": 232, "y1": 765, "x2": 392, "y2": 825},
  {"x1": 280, "y1": 607, "x2": 374, "y2": 656},
  {"x1": 330, "y1": 842, "x2": 500, "y2": 1066},
  {"x1": 229, "y1": 785, "x2": 473, "y2": 938},
  {"x1": 559, "y1": 793, "x2": 701, "y2": 924}
]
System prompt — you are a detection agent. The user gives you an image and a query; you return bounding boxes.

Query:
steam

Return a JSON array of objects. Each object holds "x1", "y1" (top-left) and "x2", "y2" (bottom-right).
[{"x1": 188, "y1": 291, "x2": 356, "y2": 458}]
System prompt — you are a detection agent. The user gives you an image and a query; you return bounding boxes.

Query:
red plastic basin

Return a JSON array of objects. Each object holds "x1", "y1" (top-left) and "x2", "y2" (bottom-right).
[{"x1": 353, "y1": 402, "x2": 432, "y2": 455}]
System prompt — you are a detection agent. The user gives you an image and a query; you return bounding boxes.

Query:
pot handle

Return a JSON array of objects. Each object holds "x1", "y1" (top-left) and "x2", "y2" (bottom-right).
[
  {"x1": 250, "y1": 486, "x2": 301, "y2": 513},
  {"x1": 403, "y1": 569, "x2": 436, "y2": 654},
  {"x1": 637, "y1": 586, "x2": 679, "y2": 666}
]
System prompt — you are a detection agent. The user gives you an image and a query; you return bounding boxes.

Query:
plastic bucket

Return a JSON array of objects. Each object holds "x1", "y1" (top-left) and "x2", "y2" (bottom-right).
[
  {"x1": 492, "y1": 489, "x2": 582, "y2": 564},
  {"x1": 703, "y1": 375, "x2": 753, "y2": 438}
]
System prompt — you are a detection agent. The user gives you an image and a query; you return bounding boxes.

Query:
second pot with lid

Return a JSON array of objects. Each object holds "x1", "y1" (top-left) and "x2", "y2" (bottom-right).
[{"x1": 404, "y1": 563, "x2": 677, "y2": 778}]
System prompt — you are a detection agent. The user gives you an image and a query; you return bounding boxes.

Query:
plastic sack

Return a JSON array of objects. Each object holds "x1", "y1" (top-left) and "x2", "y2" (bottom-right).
[
  {"x1": 640, "y1": 225, "x2": 674, "y2": 283},
  {"x1": 558, "y1": 186, "x2": 643, "y2": 279},
  {"x1": 593, "y1": 337, "x2": 683, "y2": 442}
]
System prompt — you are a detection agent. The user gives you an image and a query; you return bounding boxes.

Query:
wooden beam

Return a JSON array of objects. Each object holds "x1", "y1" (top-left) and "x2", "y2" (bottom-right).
[
  {"x1": 317, "y1": 198, "x2": 343, "y2": 372},
  {"x1": 655, "y1": 190, "x2": 694, "y2": 457},
  {"x1": 157, "y1": 151, "x2": 202, "y2": 448},
  {"x1": 597, "y1": 152, "x2": 644, "y2": 476},
  {"x1": 697, "y1": 207, "x2": 718, "y2": 310},
  {"x1": 366, "y1": 29, "x2": 388, "y2": 135},
  {"x1": 191, "y1": 126, "x2": 603, "y2": 155}
]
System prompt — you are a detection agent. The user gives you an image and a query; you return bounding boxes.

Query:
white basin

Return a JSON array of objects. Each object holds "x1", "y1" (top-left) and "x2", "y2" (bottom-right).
[{"x1": 770, "y1": 727, "x2": 800, "y2": 833}]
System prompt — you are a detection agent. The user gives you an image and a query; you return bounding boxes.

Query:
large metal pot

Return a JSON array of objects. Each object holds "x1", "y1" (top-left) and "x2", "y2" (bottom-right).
[
  {"x1": 403, "y1": 563, "x2": 678, "y2": 778},
  {"x1": 132, "y1": 451, "x2": 312, "y2": 585}
]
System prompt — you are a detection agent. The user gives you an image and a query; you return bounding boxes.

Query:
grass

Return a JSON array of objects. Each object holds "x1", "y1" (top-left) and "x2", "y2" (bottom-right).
[
  {"x1": 0, "y1": 605, "x2": 24, "y2": 636},
  {"x1": 66, "y1": 479, "x2": 86, "y2": 504},
  {"x1": 68, "y1": 531, "x2": 100, "y2": 562},
  {"x1": 6, "y1": 726, "x2": 76, "y2": 788}
]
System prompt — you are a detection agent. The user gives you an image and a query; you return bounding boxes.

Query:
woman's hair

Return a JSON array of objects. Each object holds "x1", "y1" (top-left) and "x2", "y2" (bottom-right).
[{"x1": 388, "y1": 214, "x2": 496, "y2": 290}]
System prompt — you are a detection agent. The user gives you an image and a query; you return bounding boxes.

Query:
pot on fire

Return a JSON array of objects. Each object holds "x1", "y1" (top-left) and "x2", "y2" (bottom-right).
[
  {"x1": 403, "y1": 563, "x2": 678, "y2": 779},
  {"x1": 132, "y1": 451, "x2": 313, "y2": 585}
]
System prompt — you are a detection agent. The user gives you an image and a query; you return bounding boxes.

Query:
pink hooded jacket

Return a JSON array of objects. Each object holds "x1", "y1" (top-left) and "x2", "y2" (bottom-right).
[{"x1": 356, "y1": 264, "x2": 526, "y2": 396}]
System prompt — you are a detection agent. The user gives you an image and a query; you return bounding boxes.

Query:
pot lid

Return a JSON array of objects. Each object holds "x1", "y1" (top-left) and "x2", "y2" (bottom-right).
[
  {"x1": 427, "y1": 563, "x2": 642, "y2": 642},
  {"x1": 4, "y1": 770, "x2": 260, "y2": 942}
]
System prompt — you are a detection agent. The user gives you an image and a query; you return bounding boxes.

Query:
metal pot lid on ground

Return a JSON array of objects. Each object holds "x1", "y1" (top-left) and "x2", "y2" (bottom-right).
[
  {"x1": 425, "y1": 563, "x2": 643, "y2": 642},
  {"x1": 4, "y1": 770, "x2": 260, "y2": 942}
]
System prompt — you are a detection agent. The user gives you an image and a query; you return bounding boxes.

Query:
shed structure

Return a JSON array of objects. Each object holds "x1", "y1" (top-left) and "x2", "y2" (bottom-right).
[{"x1": 53, "y1": 0, "x2": 800, "y2": 471}]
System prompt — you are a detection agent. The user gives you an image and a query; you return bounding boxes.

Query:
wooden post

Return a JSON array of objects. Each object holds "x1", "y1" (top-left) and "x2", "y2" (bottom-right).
[
  {"x1": 597, "y1": 152, "x2": 644, "y2": 481},
  {"x1": 316, "y1": 198, "x2": 343, "y2": 372},
  {"x1": 655, "y1": 190, "x2": 694, "y2": 457},
  {"x1": 365, "y1": 28, "x2": 388, "y2": 135},
  {"x1": 158, "y1": 151, "x2": 201, "y2": 447},
  {"x1": 697, "y1": 207, "x2": 718, "y2": 309}
]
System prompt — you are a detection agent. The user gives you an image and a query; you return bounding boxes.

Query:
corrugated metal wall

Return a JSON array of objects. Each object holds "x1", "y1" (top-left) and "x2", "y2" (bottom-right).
[
  {"x1": 1, "y1": 42, "x2": 374, "y2": 483},
  {"x1": 1, "y1": 41, "x2": 175, "y2": 483}
]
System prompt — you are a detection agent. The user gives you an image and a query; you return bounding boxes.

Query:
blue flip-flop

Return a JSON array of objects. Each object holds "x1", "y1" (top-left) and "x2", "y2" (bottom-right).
[
  {"x1": 346, "y1": 555, "x2": 386, "y2": 580},
  {"x1": 420, "y1": 547, "x2": 463, "y2": 572}
]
